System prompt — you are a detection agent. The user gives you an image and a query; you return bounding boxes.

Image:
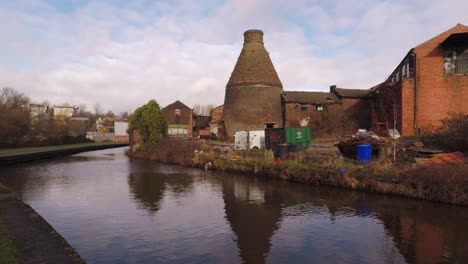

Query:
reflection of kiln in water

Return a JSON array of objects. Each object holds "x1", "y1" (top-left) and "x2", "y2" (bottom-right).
[
  {"x1": 223, "y1": 176, "x2": 283, "y2": 264},
  {"x1": 234, "y1": 181, "x2": 265, "y2": 205}
]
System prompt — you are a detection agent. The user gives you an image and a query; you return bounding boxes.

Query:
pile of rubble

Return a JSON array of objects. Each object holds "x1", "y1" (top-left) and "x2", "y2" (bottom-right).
[
  {"x1": 336, "y1": 130, "x2": 389, "y2": 159},
  {"x1": 400, "y1": 140, "x2": 466, "y2": 165}
]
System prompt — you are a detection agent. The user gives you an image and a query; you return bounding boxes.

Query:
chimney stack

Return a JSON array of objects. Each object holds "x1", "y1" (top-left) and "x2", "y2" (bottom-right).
[{"x1": 243, "y1": 29, "x2": 264, "y2": 44}]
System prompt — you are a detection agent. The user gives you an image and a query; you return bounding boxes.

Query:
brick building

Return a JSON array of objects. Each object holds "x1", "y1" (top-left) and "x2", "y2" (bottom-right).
[
  {"x1": 282, "y1": 91, "x2": 340, "y2": 137},
  {"x1": 374, "y1": 23, "x2": 468, "y2": 136},
  {"x1": 209, "y1": 105, "x2": 225, "y2": 140},
  {"x1": 161, "y1": 100, "x2": 193, "y2": 137},
  {"x1": 331, "y1": 85, "x2": 376, "y2": 132}
]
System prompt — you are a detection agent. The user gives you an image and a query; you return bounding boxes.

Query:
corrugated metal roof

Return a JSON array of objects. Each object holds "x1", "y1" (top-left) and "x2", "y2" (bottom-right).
[{"x1": 282, "y1": 91, "x2": 340, "y2": 104}]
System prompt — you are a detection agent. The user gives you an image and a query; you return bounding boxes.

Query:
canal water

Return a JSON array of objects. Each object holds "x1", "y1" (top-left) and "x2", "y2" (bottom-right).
[{"x1": 0, "y1": 148, "x2": 467, "y2": 264}]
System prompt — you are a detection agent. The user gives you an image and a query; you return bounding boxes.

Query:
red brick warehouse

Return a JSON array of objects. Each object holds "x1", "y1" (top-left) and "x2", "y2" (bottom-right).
[{"x1": 374, "y1": 24, "x2": 468, "y2": 136}]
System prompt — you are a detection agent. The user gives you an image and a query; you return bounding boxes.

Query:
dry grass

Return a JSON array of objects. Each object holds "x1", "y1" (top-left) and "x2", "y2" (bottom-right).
[
  {"x1": 131, "y1": 139, "x2": 468, "y2": 205},
  {"x1": 0, "y1": 218, "x2": 18, "y2": 264}
]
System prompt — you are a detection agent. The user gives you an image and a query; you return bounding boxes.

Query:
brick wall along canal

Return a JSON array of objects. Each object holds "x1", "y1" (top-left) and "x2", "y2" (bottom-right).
[{"x1": 0, "y1": 147, "x2": 467, "y2": 263}]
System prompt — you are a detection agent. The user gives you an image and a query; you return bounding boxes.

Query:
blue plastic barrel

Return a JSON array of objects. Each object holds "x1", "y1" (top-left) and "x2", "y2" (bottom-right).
[{"x1": 357, "y1": 144, "x2": 372, "y2": 163}]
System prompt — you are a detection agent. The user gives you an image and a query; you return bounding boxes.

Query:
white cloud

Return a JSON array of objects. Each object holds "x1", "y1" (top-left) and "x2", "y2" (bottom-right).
[{"x1": 0, "y1": 0, "x2": 467, "y2": 113}]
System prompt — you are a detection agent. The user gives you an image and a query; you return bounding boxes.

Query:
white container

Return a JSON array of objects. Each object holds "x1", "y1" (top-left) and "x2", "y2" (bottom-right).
[{"x1": 234, "y1": 130, "x2": 265, "y2": 150}]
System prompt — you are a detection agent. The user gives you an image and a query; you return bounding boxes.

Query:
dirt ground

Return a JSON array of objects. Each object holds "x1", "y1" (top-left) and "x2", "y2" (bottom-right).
[{"x1": 0, "y1": 184, "x2": 85, "y2": 264}]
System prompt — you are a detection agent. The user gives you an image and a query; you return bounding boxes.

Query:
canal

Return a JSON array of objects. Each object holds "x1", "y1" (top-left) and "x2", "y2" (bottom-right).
[{"x1": 0, "y1": 147, "x2": 467, "y2": 263}]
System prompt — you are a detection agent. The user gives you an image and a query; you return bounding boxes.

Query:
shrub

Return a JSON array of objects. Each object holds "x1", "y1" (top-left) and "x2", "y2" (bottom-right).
[
  {"x1": 129, "y1": 100, "x2": 167, "y2": 150},
  {"x1": 422, "y1": 113, "x2": 468, "y2": 152}
]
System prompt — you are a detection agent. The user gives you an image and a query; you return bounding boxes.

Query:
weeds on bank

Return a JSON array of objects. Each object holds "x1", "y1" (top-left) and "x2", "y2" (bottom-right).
[
  {"x1": 0, "y1": 218, "x2": 18, "y2": 264},
  {"x1": 420, "y1": 113, "x2": 468, "y2": 153}
]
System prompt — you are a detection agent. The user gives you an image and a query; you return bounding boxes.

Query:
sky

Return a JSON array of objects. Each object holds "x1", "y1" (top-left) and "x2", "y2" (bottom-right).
[{"x1": 0, "y1": 0, "x2": 467, "y2": 114}]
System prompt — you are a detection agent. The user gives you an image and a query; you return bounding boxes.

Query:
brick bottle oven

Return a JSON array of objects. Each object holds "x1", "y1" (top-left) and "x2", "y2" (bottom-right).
[{"x1": 223, "y1": 29, "x2": 284, "y2": 139}]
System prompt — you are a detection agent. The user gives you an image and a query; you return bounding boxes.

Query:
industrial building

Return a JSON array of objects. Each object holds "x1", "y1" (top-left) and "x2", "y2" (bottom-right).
[
  {"x1": 216, "y1": 25, "x2": 468, "y2": 139},
  {"x1": 372, "y1": 23, "x2": 468, "y2": 136}
]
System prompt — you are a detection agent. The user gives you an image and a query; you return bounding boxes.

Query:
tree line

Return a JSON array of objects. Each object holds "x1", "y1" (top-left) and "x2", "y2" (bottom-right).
[{"x1": 0, "y1": 87, "x2": 126, "y2": 148}]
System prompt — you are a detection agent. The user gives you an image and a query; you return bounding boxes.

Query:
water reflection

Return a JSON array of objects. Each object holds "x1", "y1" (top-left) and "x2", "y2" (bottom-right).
[
  {"x1": 221, "y1": 174, "x2": 468, "y2": 264},
  {"x1": 374, "y1": 199, "x2": 468, "y2": 263},
  {"x1": 222, "y1": 176, "x2": 283, "y2": 264},
  {"x1": 0, "y1": 148, "x2": 467, "y2": 264},
  {"x1": 128, "y1": 172, "x2": 166, "y2": 213}
]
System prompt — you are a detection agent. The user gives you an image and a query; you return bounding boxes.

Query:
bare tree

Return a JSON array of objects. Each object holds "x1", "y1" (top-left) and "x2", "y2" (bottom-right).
[
  {"x1": 94, "y1": 103, "x2": 103, "y2": 117},
  {"x1": 105, "y1": 110, "x2": 115, "y2": 118},
  {"x1": 119, "y1": 111, "x2": 129, "y2": 118},
  {"x1": 192, "y1": 104, "x2": 215, "y2": 116},
  {"x1": 0, "y1": 87, "x2": 30, "y2": 109},
  {"x1": 0, "y1": 87, "x2": 31, "y2": 146}
]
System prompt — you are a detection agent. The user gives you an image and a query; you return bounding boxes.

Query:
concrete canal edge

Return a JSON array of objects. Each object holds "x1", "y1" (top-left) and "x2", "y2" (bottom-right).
[
  {"x1": 0, "y1": 143, "x2": 128, "y2": 166},
  {"x1": 0, "y1": 182, "x2": 86, "y2": 263},
  {"x1": 0, "y1": 143, "x2": 128, "y2": 262}
]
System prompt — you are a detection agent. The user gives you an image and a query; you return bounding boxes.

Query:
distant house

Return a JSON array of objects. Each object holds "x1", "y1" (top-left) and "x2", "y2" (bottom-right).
[
  {"x1": 96, "y1": 117, "x2": 115, "y2": 133},
  {"x1": 114, "y1": 120, "x2": 129, "y2": 142},
  {"x1": 161, "y1": 100, "x2": 193, "y2": 137},
  {"x1": 209, "y1": 105, "x2": 224, "y2": 140},
  {"x1": 29, "y1": 103, "x2": 50, "y2": 124},
  {"x1": 52, "y1": 105, "x2": 78, "y2": 120},
  {"x1": 193, "y1": 115, "x2": 210, "y2": 139},
  {"x1": 373, "y1": 23, "x2": 468, "y2": 136}
]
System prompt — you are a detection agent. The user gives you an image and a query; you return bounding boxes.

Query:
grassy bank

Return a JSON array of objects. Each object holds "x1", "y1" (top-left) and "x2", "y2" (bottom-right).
[
  {"x1": 0, "y1": 142, "x2": 122, "y2": 156},
  {"x1": 0, "y1": 184, "x2": 18, "y2": 264},
  {"x1": 129, "y1": 138, "x2": 468, "y2": 206},
  {"x1": 0, "y1": 218, "x2": 17, "y2": 264}
]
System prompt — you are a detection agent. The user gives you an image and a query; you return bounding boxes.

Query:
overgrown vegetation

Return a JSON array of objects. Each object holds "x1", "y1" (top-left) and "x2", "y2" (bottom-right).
[
  {"x1": 129, "y1": 99, "x2": 167, "y2": 150},
  {"x1": 129, "y1": 139, "x2": 468, "y2": 205},
  {"x1": 0, "y1": 218, "x2": 18, "y2": 264},
  {"x1": 422, "y1": 113, "x2": 468, "y2": 153}
]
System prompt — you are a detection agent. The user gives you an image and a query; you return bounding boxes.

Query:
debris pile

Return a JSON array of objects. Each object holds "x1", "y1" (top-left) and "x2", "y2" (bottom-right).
[
  {"x1": 336, "y1": 130, "x2": 389, "y2": 159},
  {"x1": 392, "y1": 140, "x2": 466, "y2": 165}
]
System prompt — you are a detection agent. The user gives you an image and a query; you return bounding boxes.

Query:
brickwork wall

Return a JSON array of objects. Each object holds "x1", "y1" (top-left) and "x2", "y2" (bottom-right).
[
  {"x1": 401, "y1": 80, "x2": 415, "y2": 136},
  {"x1": 284, "y1": 98, "x2": 372, "y2": 137},
  {"x1": 210, "y1": 105, "x2": 224, "y2": 123},
  {"x1": 130, "y1": 130, "x2": 142, "y2": 152},
  {"x1": 115, "y1": 135, "x2": 129, "y2": 142},
  {"x1": 413, "y1": 25, "x2": 468, "y2": 134},
  {"x1": 224, "y1": 85, "x2": 283, "y2": 139},
  {"x1": 162, "y1": 101, "x2": 193, "y2": 137}
]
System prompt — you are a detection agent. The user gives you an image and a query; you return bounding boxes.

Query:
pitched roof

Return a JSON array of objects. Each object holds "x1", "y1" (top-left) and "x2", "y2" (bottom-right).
[
  {"x1": 333, "y1": 88, "x2": 375, "y2": 98},
  {"x1": 161, "y1": 100, "x2": 192, "y2": 125},
  {"x1": 282, "y1": 91, "x2": 340, "y2": 104},
  {"x1": 226, "y1": 30, "x2": 283, "y2": 88},
  {"x1": 415, "y1": 23, "x2": 468, "y2": 49},
  {"x1": 162, "y1": 100, "x2": 190, "y2": 111}
]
